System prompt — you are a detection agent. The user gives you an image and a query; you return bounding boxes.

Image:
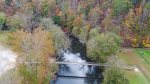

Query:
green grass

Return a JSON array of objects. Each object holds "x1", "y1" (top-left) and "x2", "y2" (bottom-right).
[
  {"x1": 125, "y1": 70, "x2": 150, "y2": 84},
  {"x1": 136, "y1": 48, "x2": 150, "y2": 64},
  {"x1": 117, "y1": 49, "x2": 150, "y2": 84}
]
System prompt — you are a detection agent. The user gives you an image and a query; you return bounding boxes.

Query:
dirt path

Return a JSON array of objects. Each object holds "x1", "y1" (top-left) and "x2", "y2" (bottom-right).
[{"x1": 0, "y1": 44, "x2": 17, "y2": 76}]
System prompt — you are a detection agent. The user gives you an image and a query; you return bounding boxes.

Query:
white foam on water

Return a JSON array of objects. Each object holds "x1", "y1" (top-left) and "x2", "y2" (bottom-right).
[
  {"x1": 55, "y1": 51, "x2": 89, "y2": 84},
  {"x1": 62, "y1": 51, "x2": 89, "y2": 77}
]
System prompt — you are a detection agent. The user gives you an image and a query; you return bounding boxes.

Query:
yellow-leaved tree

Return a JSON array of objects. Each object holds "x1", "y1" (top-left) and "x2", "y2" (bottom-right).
[{"x1": 9, "y1": 28, "x2": 57, "y2": 84}]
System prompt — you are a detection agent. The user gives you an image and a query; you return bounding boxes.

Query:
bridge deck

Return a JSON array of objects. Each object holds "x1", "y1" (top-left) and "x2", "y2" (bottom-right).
[
  {"x1": 56, "y1": 75, "x2": 102, "y2": 79},
  {"x1": 24, "y1": 61, "x2": 136, "y2": 70},
  {"x1": 54, "y1": 62, "x2": 109, "y2": 67}
]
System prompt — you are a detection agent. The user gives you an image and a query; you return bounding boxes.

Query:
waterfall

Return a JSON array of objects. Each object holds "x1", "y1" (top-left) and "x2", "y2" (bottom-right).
[
  {"x1": 61, "y1": 50, "x2": 89, "y2": 77},
  {"x1": 55, "y1": 50, "x2": 89, "y2": 84}
]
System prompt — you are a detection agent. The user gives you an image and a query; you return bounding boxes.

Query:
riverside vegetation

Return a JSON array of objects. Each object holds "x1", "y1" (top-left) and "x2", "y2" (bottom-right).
[{"x1": 0, "y1": 0, "x2": 149, "y2": 84}]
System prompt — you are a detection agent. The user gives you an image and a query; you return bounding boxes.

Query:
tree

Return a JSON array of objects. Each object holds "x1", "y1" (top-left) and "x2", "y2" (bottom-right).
[
  {"x1": 88, "y1": 7, "x2": 102, "y2": 28},
  {"x1": 112, "y1": 0, "x2": 133, "y2": 17},
  {"x1": 72, "y1": 26, "x2": 89, "y2": 44},
  {"x1": 123, "y1": 3, "x2": 150, "y2": 47},
  {"x1": 6, "y1": 14, "x2": 23, "y2": 31},
  {"x1": 18, "y1": 0, "x2": 41, "y2": 32},
  {"x1": 103, "y1": 55, "x2": 128, "y2": 84},
  {"x1": 87, "y1": 29, "x2": 122, "y2": 63},
  {"x1": 102, "y1": 15, "x2": 121, "y2": 34},
  {"x1": 41, "y1": 0, "x2": 56, "y2": 17},
  {"x1": 52, "y1": 15, "x2": 63, "y2": 26},
  {"x1": 0, "y1": 12, "x2": 6, "y2": 30},
  {"x1": 40, "y1": 18, "x2": 70, "y2": 54},
  {"x1": 10, "y1": 28, "x2": 57, "y2": 84},
  {"x1": 144, "y1": 2, "x2": 150, "y2": 13},
  {"x1": 103, "y1": 66, "x2": 129, "y2": 84}
]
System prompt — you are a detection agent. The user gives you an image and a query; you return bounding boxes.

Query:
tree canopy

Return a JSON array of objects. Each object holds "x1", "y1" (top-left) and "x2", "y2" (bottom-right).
[
  {"x1": 87, "y1": 29, "x2": 122, "y2": 63},
  {"x1": 112, "y1": 0, "x2": 133, "y2": 17},
  {"x1": 103, "y1": 66, "x2": 129, "y2": 84}
]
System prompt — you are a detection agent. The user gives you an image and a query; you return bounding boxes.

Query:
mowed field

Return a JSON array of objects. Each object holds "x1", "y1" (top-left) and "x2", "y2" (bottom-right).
[
  {"x1": 136, "y1": 49, "x2": 150, "y2": 65},
  {"x1": 117, "y1": 48, "x2": 150, "y2": 84}
]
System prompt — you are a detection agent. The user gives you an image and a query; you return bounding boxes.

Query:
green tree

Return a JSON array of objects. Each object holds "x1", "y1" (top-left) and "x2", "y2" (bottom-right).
[
  {"x1": 0, "y1": 12, "x2": 6, "y2": 30},
  {"x1": 40, "y1": 18, "x2": 70, "y2": 54},
  {"x1": 41, "y1": 0, "x2": 56, "y2": 17},
  {"x1": 112, "y1": 0, "x2": 133, "y2": 17},
  {"x1": 103, "y1": 66, "x2": 129, "y2": 84},
  {"x1": 87, "y1": 29, "x2": 122, "y2": 63},
  {"x1": 72, "y1": 26, "x2": 89, "y2": 44},
  {"x1": 6, "y1": 15, "x2": 23, "y2": 32},
  {"x1": 52, "y1": 15, "x2": 63, "y2": 26},
  {"x1": 145, "y1": 2, "x2": 150, "y2": 12}
]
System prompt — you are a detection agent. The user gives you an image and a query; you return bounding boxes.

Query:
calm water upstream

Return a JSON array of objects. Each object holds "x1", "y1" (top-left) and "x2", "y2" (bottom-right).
[{"x1": 51, "y1": 35, "x2": 103, "y2": 84}]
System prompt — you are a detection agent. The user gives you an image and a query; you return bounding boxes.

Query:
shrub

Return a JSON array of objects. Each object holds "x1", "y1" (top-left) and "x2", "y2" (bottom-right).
[
  {"x1": 103, "y1": 66, "x2": 129, "y2": 84},
  {"x1": 144, "y1": 2, "x2": 150, "y2": 12},
  {"x1": 0, "y1": 12, "x2": 6, "y2": 30},
  {"x1": 52, "y1": 16, "x2": 63, "y2": 26},
  {"x1": 112, "y1": 0, "x2": 133, "y2": 17},
  {"x1": 6, "y1": 15, "x2": 23, "y2": 32}
]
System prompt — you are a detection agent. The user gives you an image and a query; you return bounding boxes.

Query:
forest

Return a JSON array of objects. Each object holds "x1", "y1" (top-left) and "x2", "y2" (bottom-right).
[{"x1": 0, "y1": 0, "x2": 150, "y2": 84}]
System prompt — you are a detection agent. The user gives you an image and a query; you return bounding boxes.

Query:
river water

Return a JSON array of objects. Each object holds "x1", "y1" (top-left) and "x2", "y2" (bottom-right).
[{"x1": 52, "y1": 36, "x2": 102, "y2": 84}]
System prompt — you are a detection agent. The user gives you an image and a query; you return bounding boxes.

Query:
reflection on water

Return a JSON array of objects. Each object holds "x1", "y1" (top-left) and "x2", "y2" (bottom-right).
[
  {"x1": 55, "y1": 77, "x2": 100, "y2": 84},
  {"x1": 51, "y1": 36, "x2": 102, "y2": 84},
  {"x1": 52, "y1": 51, "x2": 102, "y2": 84},
  {"x1": 58, "y1": 51, "x2": 88, "y2": 77}
]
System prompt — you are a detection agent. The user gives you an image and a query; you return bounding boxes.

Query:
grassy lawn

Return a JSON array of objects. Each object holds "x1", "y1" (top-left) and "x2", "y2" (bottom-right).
[
  {"x1": 135, "y1": 48, "x2": 150, "y2": 64},
  {"x1": 117, "y1": 49, "x2": 150, "y2": 84},
  {"x1": 124, "y1": 70, "x2": 149, "y2": 84}
]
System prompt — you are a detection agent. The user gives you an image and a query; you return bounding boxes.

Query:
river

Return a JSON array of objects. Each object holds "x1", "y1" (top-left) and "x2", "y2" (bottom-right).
[{"x1": 51, "y1": 35, "x2": 103, "y2": 84}]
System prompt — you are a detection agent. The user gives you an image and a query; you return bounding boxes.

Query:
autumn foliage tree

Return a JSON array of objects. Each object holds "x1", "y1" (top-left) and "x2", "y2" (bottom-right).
[{"x1": 10, "y1": 28, "x2": 57, "y2": 84}]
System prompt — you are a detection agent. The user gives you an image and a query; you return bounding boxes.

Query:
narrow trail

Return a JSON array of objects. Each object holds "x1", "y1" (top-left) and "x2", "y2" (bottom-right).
[{"x1": 0, "y1": 44, "x2": 17, "y2": 76}]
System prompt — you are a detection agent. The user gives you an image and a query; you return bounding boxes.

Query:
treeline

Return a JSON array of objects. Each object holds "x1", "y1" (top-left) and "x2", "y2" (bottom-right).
[{"x1": 0, "y1": 0, "x2": 149, "y2": 47}]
